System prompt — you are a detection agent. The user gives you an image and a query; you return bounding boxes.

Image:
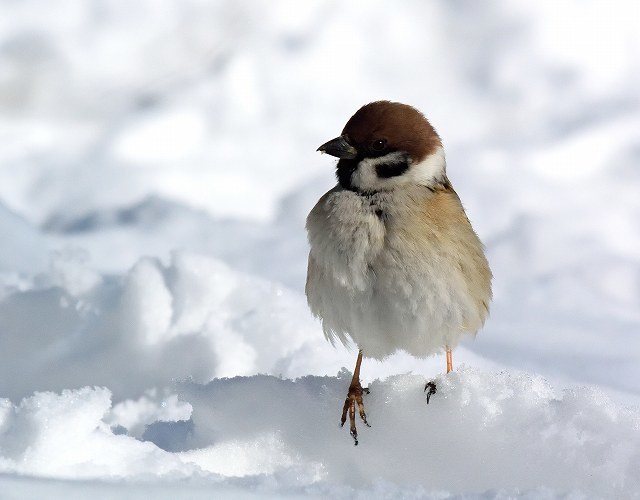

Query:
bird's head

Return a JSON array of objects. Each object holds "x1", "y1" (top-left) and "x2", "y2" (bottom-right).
[{"x1": 317, "y1": 101, "x2": 446, "y2": 194}]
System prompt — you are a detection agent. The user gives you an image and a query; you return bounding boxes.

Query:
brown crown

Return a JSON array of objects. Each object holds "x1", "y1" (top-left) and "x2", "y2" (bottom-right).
[{"x1": 342, "y1": 101, "x2": 442, "y2": 163}]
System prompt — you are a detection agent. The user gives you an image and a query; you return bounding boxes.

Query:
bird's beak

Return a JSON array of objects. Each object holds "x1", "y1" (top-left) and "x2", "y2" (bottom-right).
[{"x1": 317, "y1": 135, "x2": 358, "y2": 159}]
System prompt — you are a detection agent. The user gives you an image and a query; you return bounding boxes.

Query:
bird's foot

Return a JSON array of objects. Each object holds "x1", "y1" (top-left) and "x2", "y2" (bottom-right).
[
  {"x1": 424, "y1": 381, "x2": 437, "y2": 404},
  {"x1": 340, "y1": 379, "x2": 370, "y2": 446}
]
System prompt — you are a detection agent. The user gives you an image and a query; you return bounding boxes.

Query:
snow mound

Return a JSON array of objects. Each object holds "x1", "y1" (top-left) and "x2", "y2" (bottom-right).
[
  {"x1": 0, "y1": 251, "x2": 321, "y2": 401},
  {"x1": 0, "y1": 368, "x2": 638, "y2": 498},
  {"x1": 178, "y1": 368, "x2": 640, "y2": 497},
  {"x1": 0, "y1": 387, "x2": 194, "y2": 479}
]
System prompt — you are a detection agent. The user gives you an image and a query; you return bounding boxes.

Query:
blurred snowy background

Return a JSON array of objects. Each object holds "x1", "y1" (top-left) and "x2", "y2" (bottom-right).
[{"x1": 0, "y1": 1, "x2": 639, "y2": 498}]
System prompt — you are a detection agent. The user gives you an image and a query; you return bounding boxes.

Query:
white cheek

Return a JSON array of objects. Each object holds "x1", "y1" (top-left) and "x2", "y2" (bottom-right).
[
  {"x1": 406, "y1": 146, "x2": 446, "y2": 186},
  {"x1": 350, "y1": 147, "x2": 446, "y2": 192}
]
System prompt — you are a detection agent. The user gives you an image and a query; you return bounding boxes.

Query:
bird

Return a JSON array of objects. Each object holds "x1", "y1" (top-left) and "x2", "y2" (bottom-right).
[{"x1": 305, "y1": 101, "x2": 492, "y2": 445}]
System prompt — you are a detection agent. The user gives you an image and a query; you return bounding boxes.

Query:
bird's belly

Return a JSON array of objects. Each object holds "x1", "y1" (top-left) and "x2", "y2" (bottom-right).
[
  {"x1": 365, "y1": 258, "x2": 474, "y2": 358},
  {"x1": 309, "y1": 250, "x2": 478, "y2": 360}
]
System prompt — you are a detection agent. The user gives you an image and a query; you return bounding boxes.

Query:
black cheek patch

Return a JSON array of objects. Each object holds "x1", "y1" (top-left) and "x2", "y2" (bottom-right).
[{"x1": 375, "y1": 160, "x2": 409, "y2": 178}]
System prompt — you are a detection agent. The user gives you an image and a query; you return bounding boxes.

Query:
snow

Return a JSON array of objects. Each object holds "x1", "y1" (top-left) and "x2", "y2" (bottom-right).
[
  {"x1": 1, "y1": 370, "x2": 638, "y2": 497},
  {"x1": 1, "y1": 0, "x2": 639, "y2": 498}
]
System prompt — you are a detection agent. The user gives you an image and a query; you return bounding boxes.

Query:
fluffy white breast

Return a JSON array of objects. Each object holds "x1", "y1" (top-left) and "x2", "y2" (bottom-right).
[{"x1": 306, "y1": 186, "x2": 385, "y2": 292}]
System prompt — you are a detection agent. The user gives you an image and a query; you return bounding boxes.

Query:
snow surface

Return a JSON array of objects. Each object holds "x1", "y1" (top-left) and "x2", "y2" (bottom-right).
[{"x1": 1, "y1": 0, "x2": 640, "y2": 498}]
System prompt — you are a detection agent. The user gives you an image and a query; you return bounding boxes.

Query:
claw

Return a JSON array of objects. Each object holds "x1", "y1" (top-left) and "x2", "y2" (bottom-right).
[
  {"x1": 424, "y1": 381, "x2": 437, "y2": 404},
  {"x1": 340, "y1": 396, "x2": 350, "y2": 427}
]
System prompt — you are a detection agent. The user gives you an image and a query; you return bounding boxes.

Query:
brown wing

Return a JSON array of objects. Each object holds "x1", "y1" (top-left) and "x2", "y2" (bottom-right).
[{"x1": 414, "y1": 181, "x2": 493, "y2": 329}]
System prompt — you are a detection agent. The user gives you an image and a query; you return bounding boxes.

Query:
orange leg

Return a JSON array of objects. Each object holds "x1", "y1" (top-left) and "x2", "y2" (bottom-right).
[
  {"x1": 340, "y1": 350, "x2": 370, "y2": 445},
  {"x1": 446, "y1": 347, "x2": 453, "y2": 373}
]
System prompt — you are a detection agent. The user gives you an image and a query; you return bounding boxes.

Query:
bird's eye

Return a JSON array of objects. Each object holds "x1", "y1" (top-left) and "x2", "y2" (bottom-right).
[{"x1": 371, "y1": 139, "x2": 386, "y2": 151}]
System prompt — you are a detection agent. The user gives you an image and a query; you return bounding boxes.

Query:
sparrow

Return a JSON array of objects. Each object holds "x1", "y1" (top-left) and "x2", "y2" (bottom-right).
[{"x1": 305, "y1": 101, "x2": 492, "y2": 445}]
